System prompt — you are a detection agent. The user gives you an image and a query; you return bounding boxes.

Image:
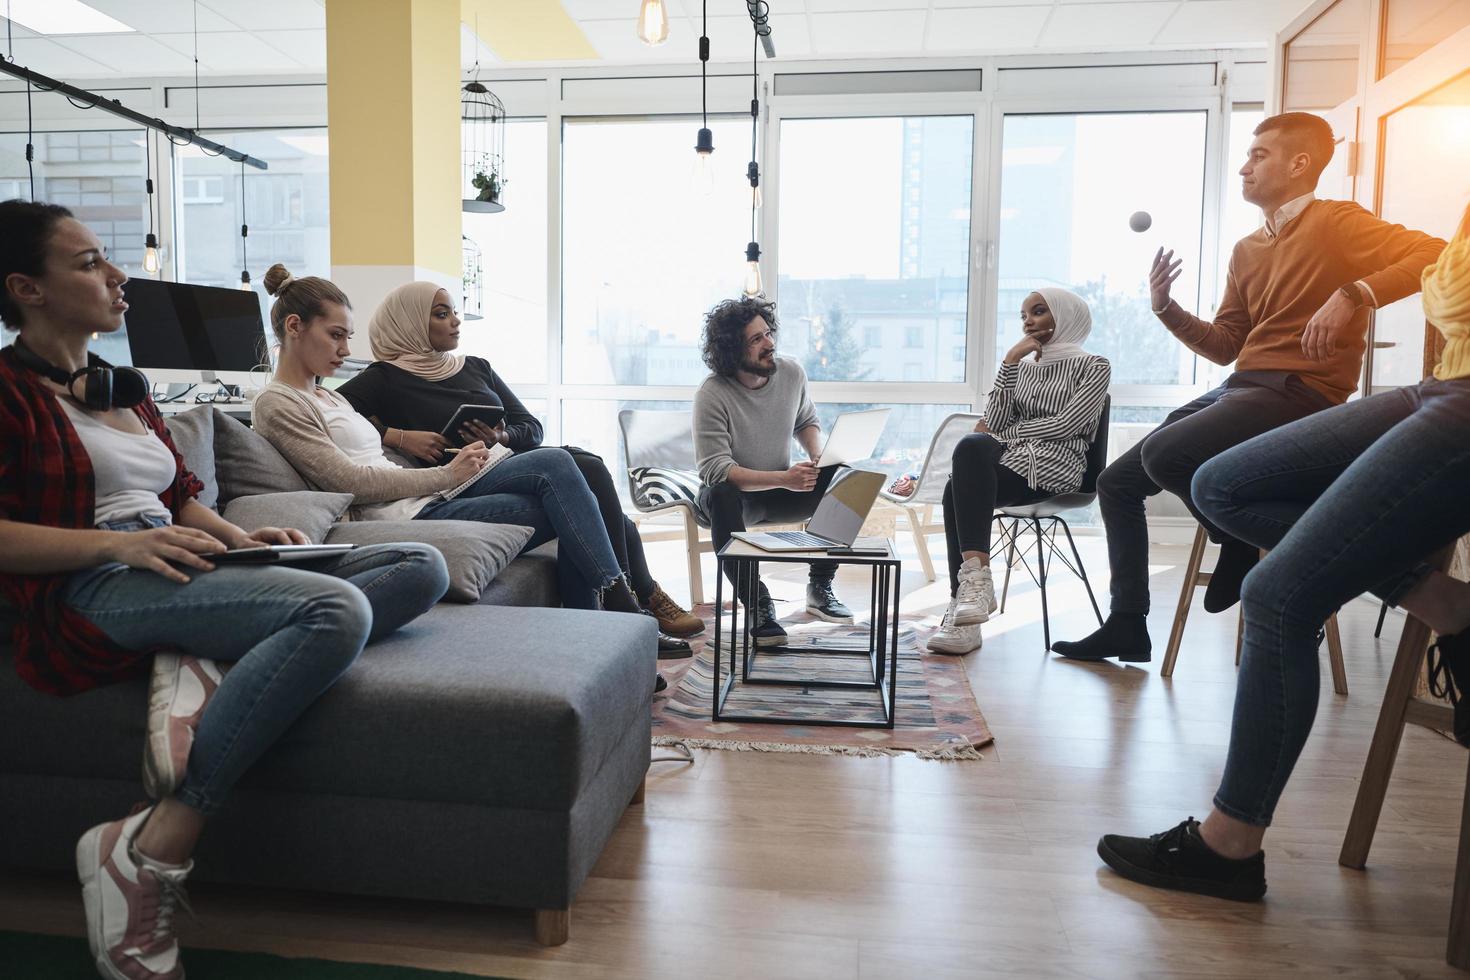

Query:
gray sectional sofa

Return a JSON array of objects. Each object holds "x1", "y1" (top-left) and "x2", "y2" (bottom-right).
[{"x1": 0, "y1": 406, "x2": 655, "y2": 945}]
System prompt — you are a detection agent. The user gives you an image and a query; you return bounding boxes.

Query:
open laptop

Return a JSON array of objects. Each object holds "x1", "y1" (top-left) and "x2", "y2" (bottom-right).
[
  {"x1": 815, "y1": 408, "x2": 891, "y2": 468},
  {"x1": 733, "y1": 469, "x2": 886, "y2": 552}
]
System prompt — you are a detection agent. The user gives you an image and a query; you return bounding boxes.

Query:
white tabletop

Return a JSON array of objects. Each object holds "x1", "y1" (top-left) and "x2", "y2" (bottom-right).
[{"x1": 717, "y1": 536, "x2": 897, "y2": 564}]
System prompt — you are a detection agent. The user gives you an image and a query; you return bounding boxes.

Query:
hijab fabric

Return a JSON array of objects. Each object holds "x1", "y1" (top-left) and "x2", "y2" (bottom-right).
[
  {"x1": 367, "y1": 281, "x2": 465, "y2": 382},
  {"x1": 1032, "y1": 287, "x2": 1094, "y2": 365},
  {"x1": 1425, "y1": 212, "x2": 1470, "y2": 382}
]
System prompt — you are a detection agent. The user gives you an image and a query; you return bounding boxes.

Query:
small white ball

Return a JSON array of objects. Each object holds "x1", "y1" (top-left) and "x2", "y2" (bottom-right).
[{"x1": 1129, "y1": 210, "x2": 1153, "y2": 233}]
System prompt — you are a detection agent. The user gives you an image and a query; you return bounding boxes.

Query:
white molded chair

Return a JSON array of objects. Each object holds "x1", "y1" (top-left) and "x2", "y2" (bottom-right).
[{"x1": 877, "y1": 412, "x2": 984, "y2": 582}]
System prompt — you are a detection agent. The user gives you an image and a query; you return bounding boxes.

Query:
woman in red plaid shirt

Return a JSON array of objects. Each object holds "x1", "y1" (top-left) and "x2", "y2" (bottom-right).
[{"x1": 0, "y1": 200, "x2": 450, "y2": 980}]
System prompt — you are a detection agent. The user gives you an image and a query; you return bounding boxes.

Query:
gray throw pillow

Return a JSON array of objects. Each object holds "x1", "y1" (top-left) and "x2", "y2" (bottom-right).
[
  {"x1": 222, "y1": 491, "x2": 354, "y2": 545},
  {"x1": 163, "y1": 407, "x2": 218, "y2": 511},
  {"x1": 212, "y1": 409, "x2": 309, "y2": 505},
  {"x1": 325, "y1": 519, "x2": 533, "y2": 602}
]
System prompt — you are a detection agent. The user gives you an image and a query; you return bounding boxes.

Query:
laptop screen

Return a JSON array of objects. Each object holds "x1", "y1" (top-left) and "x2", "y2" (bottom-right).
[{"x1": 807, "y1": 469, "x2": 885, "y2": 545}]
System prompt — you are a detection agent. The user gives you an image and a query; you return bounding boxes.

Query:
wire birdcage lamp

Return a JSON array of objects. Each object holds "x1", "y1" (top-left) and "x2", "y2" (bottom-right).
[
  {"x1": 461, "y1": 235, "x2": 484, "y2": 320},
  {"x1": 462, "y1": 79, "x2": 506, "y2": 214}
]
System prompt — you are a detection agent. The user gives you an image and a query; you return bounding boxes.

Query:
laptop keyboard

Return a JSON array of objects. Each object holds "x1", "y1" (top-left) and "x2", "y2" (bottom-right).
[{"x1": 767, "y1": 531, "x2": 834, "y2": 549}]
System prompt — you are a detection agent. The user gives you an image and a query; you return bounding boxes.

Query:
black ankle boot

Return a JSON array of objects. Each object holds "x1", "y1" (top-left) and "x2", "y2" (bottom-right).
[
  {"x1": 1204, "y1": 540, "x2": 1260, "y2": 614},
  {"x1": 1051, "y1": 613, "x2": 1152, "y2": 663},
  {"x1": 599, "y1": 575, "x2": 644, "y2": 616}
]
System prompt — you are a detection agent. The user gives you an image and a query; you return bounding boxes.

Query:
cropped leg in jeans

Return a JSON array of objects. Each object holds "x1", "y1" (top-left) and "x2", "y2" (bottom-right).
[
  {"x1": 1191, "y1": 378, "x2": 1470, "y2": 826},
  {"x1": 1096, "y1": 378, "x2": 1328, "y2": 615},
  {"x1": 415, "y1": 447, "x2": 625, "y2": 610},
  {"x1": 698, "y1": 466, "x2": 841, "y2": 597},
  {"x1": 940, "y1": 433, "x2": 1049, "y2": 595},
  {"x1": 62, "y1": 541, "x2": 449, "y2": 815}
]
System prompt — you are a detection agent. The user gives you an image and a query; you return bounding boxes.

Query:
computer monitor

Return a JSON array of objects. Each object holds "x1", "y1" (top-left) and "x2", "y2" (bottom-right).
[{"x1": 121, "y1": 279, "x2": 268, "y2": 387}]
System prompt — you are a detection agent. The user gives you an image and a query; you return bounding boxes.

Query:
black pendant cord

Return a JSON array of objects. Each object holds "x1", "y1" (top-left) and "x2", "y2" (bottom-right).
[
  {"x1": 701, "y1": 0, "x2": 707, "y2": 128},
  {"x1": 750, "y1": 25, "x2": 757, "y2": 243},
  {"x1": 239, "y1": 159, "x2": 249, "y2": 282},
  {"x1": 144, "y1": 131, "x2": 155, "y2": 238}
]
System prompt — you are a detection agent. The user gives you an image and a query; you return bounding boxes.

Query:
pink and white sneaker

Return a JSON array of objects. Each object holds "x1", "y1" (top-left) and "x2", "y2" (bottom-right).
[
  {"x1": 144, "y1": 654, "x2": 225, "y2": 800},
  {"x1": 76, "y1": 808, "x2": 193, "y2": 980}
]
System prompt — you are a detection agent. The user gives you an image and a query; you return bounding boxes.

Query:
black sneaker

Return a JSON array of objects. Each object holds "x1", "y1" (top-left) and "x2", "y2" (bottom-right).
[
  {"x1": 1427, "y1": 628, "x2": 1470, "y2": 746},
  {"x1": 806, "y1": 580, "x2": 853, "y2": 624},
  {"x1": 1051, "y1": 613, "x2": 1152, "y2": 663},
  {"x1": 1098, "y1": 817, "x2": 1266, "y2": 902},
  {"x1": 752, "y1": 593, "x2": 789, "y2": 648}
]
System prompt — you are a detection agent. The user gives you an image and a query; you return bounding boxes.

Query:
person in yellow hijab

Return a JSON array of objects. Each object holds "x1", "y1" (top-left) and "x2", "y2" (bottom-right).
[{"x1": 1096, "y1": 202, "x2": 1470, "y2": 905}]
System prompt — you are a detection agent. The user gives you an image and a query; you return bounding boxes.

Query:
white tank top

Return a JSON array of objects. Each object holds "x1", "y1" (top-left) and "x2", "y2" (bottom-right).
[
  {"x1": 312, "y1": 389, "x2": 435, "y2": 522},
  {"x1": 60, "y1": 401, "x2": 176, "y2": 527}
]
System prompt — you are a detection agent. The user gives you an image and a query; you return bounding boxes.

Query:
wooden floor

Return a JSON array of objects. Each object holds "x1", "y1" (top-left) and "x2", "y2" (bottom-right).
[{"x1": 4, "y1": 535, "x2": 1467, "y2": 979}]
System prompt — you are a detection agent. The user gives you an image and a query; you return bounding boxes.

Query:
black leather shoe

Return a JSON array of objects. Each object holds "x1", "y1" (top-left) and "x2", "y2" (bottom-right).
[
  {"x1": 1052, "y1": 613, "x2": 1152, "y2": 663},
  {"x1": 806, "y1": 580, "x2": 853, "y2": 624},
  {"x1": 656, "y1": 630, "x2": 693, "y2": 660},
  {"x1": 654, "y1": 673, "x2": 668, "y2": 694}
]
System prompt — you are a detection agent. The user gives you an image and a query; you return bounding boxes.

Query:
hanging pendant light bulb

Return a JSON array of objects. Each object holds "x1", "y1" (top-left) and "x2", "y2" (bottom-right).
[
  {"x1": 691, "y1": 1, "x2": 714, "y2": 195},
  {"x1": 742, "y1": 242, "x2": 762, "y2": 297},
  {"x1": 142, "y1": 132, "x2": 160, "y2": 276},
  {"x1": 636, "y1": 0, "x2": 669, "y2": 46},
  {"x1": 143, "y1": 233, "x2": 160, "y2": 274},
  {"x1": 238, "y1": 270, "x2": 252, "y2": 291}
]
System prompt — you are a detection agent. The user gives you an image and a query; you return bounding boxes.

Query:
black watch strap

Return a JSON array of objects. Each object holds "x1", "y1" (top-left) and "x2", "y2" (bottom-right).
[{"x1": 1338, "y1": 282, "x2": 1365, "y2": 308}]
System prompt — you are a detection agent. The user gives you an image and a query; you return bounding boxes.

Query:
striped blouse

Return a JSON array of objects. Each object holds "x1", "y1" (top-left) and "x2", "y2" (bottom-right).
[{"x1": 983, "y1": 354, "x2": 1111, "y2": 493}]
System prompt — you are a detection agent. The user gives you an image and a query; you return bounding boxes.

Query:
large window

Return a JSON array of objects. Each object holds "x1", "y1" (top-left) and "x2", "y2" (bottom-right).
[
  {"x1": 461, "y1": 118, "x2": 548, "y2": 383},
  {"x1": 994, "y1": 111, "x2": 1207, "y2": 386},
  {"x1": 777, "y1": 115, "x2": 972, "y2": 384},
  {"x1": 561, "y1": 117, "x2": 750, "y2": 385},
  {"x1": 175, "y1": 129, "x2": 330, "y2": 290}
]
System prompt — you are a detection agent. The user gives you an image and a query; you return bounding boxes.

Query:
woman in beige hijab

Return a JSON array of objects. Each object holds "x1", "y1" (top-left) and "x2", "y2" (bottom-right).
[{"x1": 338, "y1": 281, "x2": 703, "y2": 645}]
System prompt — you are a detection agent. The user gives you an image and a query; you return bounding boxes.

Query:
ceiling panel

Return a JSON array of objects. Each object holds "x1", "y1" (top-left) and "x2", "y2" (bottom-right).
[
  {"x1": 255, "y1": 29, "x2": 326, "y2": 70},
  {"x1": 925, "y1": 5, "x2": 1051, "y2": 51},
  {"x1": 1041, "y1": 2, "x2": 1178, "y2": 47},
  {"x1": 1, "y1": 36, "x2": 115, "y2": 76},
  {"x1": 811, "y1": 10, "x2": 927, "y2": 54},
  {"x1": 153, "y1": 30, "x2": 305, "y2": 71},
  {"x1": 805, "y1": 0, "x2": 928, "y2": 11},
  {"x1": 83, "y1": 0, "x2": 237, "y2": 35},
  {"x1": 561, "y1": 0, "x2": 693, "y2": 18},
  {"x1": 581, "y1": 18, "x2": 697, "y2": 61},
  {"x1": 53, "y1": 32, "x2": 199, "y2": 73},
  {"x1": 199, "y1": 0, "x2": 324, "y2": 32},
  {"x1": 1154, "y1": 0, "x2": 1283, "y2": 46}
]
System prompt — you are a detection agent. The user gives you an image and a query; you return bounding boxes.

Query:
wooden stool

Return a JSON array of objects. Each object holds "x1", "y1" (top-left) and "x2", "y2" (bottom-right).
[
  {"x1": 1339, "y1": 546, "x2": 1467, "y2": 967},
  {"x1": 1160, "y1": 525, "x2": 1347, "y2": 695}
]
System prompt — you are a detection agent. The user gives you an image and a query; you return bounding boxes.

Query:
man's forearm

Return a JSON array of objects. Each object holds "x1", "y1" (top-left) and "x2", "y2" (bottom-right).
[
  {"x1": 795, "y1": 424, "x2": 823, "y2": 461},
  {"x1": 724, "y1": 466, "x2": 789, "y2": 492}
]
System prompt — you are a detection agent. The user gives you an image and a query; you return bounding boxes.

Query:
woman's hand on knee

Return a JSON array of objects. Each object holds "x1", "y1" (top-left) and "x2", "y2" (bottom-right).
[{"x1": 103, "y1": 526, "x2": 228, "y2": 584}]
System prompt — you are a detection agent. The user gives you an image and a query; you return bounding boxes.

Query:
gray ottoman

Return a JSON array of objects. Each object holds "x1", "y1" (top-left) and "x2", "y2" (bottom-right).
[{"x1": 0, "y1": 604, "x2": 655, "y2": 944}]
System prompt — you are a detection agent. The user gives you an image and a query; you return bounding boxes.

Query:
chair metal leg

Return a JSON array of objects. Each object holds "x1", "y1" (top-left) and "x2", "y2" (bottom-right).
[
  {"x1": 998, "y1": 517, "x2": 1018, "y2": 614},
  {"x1": 1325, "y1": 613, "x2": 1348, "y2": 696},
  {"x1": 1161, "y1": 526, "x2": 1210, "y2": 679},
  {"x1": 1057, "y1": 517, "x2": 1103, "y2": 628},
  {"x1": 1374, "y1": 600, "x2": 1390, "y2": 639},
  {"x1": 1034, "y1": 518, "x2": 1051, "y2": 653},
  {"x1": 907, "y1": 504, "x2": 936, "y2": 584},
  {"x1": 682, "y1": 507, "x2": 705, "y2": 607}
]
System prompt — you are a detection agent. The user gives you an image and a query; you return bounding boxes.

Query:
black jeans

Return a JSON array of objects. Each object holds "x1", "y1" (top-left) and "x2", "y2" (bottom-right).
[
  {"x1": 1193, "y1": 377, "x2": 1470, "y2": 825},
  {"x1": 941, "y1": 433, "x2": 1049, "y2": 595},
  {"x1": 1097, "y1": 374, "x2": 1331, "y2": 615},
  {"x1": 565, "y1": 448, "x2": 656, "y2": 601},
  {"x1": 699, "y1": 466, "x2": 840, "y2": 596}
]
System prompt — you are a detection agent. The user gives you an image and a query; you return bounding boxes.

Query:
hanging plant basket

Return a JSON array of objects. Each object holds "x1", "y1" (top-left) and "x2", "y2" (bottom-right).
[{"x1": 462, "y1": 80, "x2": 506, "y2": 214}]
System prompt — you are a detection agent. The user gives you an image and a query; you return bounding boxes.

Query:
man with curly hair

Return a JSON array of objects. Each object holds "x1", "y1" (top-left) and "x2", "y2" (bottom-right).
[{"x1": 693, "y1": 296, "x2": 851, "y2": 647}]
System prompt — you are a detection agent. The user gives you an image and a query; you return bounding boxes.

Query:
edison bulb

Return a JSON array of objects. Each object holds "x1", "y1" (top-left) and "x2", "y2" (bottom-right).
[
  {"x1": 691, "y1": 150, "x2": 715, "y2": 197},
  {"x1": 751, "y1": 183, "x2": 763, "y2": 210},
  {"x1": 636, "y1": 0, "x2": 669, "y2": 46},
  {"x1": 143, "y1": 245, "x2": 159, "y2": 274},
  {"x1": 743, "y1": 260, "x2": 762, "y2": 297}
]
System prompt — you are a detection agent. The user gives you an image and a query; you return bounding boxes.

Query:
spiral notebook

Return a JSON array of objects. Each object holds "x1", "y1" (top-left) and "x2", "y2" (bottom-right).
[{"x1": 437, "y1": 443, "x2": 515, "y2": 502}]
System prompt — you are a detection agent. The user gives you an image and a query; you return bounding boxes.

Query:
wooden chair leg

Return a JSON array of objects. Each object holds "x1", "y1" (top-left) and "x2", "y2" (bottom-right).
[
  {"x1": 907, "y1": 504, "x2": 936, "y2": 583},
  {"x1": 630, "y1": 774, "x2": 647, "y2": 805},
  {"x1": 1325, "y1": 613, "x2": 1348, "y2": 696},
  {"x1": 534, "y1": 908, "x2": 570, "y2": 946},
  {"x1": 683, "y1": 508, "x2": 704, "y2": 607},
  {"x1": 1161, "y1": 526, "x2": 1209, "y2": 678},
  {"x1": 1339, "y1": 613, "x2": 1437, "y2": 869},
  {"x1": 1448, "y1": 749, "x2": 1470, "y2": 969}
]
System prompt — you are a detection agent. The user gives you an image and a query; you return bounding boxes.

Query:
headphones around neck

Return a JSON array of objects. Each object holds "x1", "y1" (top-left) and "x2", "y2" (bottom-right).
[{"x1": 12, "y1": 338, "x2": 150, "y2": 412}]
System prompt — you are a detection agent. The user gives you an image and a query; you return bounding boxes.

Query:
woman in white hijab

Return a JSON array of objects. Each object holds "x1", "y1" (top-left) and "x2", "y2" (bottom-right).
[{"x1": 929, "y1": 287, "x2": 1111, "y2": 655}]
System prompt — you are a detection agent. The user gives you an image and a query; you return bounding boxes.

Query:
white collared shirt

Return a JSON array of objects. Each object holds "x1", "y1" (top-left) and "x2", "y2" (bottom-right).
[{"x1": 1263, "y1": 192, "x2": 1316, "y2": 238}]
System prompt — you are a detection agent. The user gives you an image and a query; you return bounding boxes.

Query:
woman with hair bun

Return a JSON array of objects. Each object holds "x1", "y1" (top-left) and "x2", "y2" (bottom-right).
[{"x1": 0, "y1": 200, "x2": 450, "y2": 980}]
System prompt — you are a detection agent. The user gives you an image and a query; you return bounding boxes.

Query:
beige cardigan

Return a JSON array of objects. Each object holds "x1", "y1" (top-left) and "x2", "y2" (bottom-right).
[{"x1": 251, "y1": 381, "x2": 459, "y2": 504}]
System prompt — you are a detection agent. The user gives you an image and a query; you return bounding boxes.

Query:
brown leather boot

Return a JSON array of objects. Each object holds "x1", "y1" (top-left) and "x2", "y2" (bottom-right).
[{"x1": 644, "y1": 584, "x2": 704, "y2": 637}]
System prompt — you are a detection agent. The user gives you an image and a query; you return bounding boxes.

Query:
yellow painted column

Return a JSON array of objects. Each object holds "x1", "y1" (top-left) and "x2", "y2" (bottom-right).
[{"x1": 325, "y1": 0, "x2": 461, "y2": 355}]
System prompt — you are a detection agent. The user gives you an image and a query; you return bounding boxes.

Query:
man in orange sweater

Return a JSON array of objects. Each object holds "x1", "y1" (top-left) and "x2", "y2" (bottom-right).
[{"x1": 1053, "y1": 112, "x2": 1445, "y2": 665}]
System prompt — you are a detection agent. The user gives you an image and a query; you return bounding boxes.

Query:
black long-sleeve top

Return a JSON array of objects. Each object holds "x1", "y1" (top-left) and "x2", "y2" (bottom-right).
[{"x1": 337, "y1": 357, "x2": 545, "y2": 456}]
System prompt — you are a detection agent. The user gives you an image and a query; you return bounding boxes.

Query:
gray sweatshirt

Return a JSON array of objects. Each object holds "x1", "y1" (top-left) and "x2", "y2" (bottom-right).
[{"x1": 693, "y1": 355, "x2": 819, "y2": 486}]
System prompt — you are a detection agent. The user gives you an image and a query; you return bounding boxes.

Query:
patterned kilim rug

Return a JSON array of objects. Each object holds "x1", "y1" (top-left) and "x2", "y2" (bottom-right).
[{"x1": 652, "y1": 604, "x2": 992, "y2": 760}]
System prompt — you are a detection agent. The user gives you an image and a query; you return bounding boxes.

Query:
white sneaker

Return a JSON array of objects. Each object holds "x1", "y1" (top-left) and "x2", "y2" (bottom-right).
[
  {"x1": 953, "y1": 558, "x2": 996, "y2": 626},
  {"x1": 928, "y1": 599, "x2": 982, "y2": 655},
  {"x1": 77, "y1": 807, "x2": 192, "y2": 980},
  {"x1": 145, "y1": 654, "x2": 225, "y2": 800}
]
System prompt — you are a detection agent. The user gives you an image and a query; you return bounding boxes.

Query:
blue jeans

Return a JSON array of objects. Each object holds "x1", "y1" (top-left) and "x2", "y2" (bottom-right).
[
  {"x1": 1192, "y1": 377, "x2": 1470, "y2": 826},
  {"x1": 415, "y1": 447, "x2": 623, "y2": 610},
  {"x1": 63, "y1": 517, "x2": 449, "y2": 816}
]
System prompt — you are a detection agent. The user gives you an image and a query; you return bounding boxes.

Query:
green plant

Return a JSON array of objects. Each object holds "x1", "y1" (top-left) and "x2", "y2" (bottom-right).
[{"x1": 471, "y1": 156, "x2": 504, "y2": 202}]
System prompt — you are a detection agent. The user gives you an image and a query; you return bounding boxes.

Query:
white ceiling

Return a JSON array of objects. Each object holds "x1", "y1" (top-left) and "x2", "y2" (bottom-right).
[{"x1": 0, "y1": 0, "x2": 1292, "y2": 80}]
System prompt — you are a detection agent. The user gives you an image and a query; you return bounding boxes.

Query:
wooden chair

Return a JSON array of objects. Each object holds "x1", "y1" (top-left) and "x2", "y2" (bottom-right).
[
  {"x1": 1339, "y1": 546, "x2": 1468, "y2": 967},
  {"x1": 878, "y1": 412, "x2": 983, "y2": 583},
  {"x1": 1160, "y1": 524, "x2": 1348, "y2": 695}
]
